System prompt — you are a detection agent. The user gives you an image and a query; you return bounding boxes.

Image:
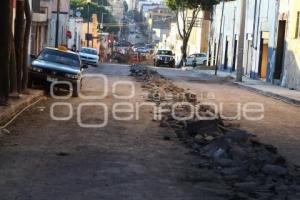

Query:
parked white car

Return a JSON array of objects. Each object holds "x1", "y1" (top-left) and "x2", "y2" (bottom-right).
[
  {"x1": 79, "y1": 47, "x2": 99, "y2": 67},
  {"x1": 186, "y1": 53, "x2": 207, "y2": 66}
]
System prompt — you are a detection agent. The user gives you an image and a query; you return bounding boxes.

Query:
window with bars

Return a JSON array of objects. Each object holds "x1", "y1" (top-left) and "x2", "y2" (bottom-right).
[{"x1": 295, "y1": 11, "x2": 300, "y2": 38}]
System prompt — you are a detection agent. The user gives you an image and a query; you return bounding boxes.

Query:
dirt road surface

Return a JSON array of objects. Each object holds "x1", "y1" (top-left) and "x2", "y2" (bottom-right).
[
  {"x1": 154, "y1": 67, "x2": 300, "y2": 166},
  {"x1": 0, "y1": 64, "x2": 231, "y2": 200}
]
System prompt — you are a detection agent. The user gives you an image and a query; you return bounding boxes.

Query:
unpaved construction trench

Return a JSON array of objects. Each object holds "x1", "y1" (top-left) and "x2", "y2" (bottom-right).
[{"x1": 0, "y1": 64, "x2": 299, "y2": 200}]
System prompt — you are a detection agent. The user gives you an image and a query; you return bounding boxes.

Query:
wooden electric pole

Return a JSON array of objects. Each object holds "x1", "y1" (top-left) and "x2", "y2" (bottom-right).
[
  {"x1": 236, "y1": 0, "x2": 246, "y2": 82},
  {"x1": 55, "y1": 0, "x2": 60, "y2": 47},
  {"x1": 215, "y1": 0, "x2": 225, "y2": 75}
]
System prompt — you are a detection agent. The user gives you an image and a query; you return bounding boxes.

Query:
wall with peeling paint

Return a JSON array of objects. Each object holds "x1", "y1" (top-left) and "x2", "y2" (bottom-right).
[{"x1": 280, "y1": 0, "x2": 300, "y2": 90}]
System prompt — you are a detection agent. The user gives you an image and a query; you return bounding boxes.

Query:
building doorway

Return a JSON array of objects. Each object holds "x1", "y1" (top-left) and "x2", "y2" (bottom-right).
[
  {"x1": 224, "y1": 39, "x2": 229, "y2": 70},
  {"x1": 213, "y1": 42, "x2": 217, "y2": 66},
  {"x1": 274, "y1": 20, "x2": 286, "y2": 80},
  {"x1": 258, "y1": 36, "x2": 269, "y2": 79},
  {"x1": 232, "y1": 39, "x2": 238, "y2": 71},
  {"x1": 208, "y1": 41, "x2": 212, "y2": 66}
]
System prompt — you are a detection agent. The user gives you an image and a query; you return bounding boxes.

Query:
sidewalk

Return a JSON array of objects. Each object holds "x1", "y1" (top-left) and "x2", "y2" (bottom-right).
[
  {"x1": 0, "y1": 89, "x2": 45, "y2": 127},
  {"x1": 195, "y1": 69, "x2": 300, "y2": 106}
]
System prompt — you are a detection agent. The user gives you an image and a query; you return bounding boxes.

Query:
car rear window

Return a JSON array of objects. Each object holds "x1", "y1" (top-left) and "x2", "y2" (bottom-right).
[{"x1": 38, "y1": 49, "x2": 80, "y2": 68}]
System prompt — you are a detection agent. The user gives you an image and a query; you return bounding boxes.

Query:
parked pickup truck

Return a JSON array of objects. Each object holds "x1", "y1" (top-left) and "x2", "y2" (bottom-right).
[{"x1": 153, "y1": 49, "x2": 175, "y2": 68}]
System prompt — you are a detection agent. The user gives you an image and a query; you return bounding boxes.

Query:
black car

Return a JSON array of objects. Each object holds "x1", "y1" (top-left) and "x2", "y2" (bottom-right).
[
  {"x1": 29, "y1": 47, "x2": 87, "y2": 97},
  {"x1": 154, "y1": 49, "x2": 175, "y2": 68}
]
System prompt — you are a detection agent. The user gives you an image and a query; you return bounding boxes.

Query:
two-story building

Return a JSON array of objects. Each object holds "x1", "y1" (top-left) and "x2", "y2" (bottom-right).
[
  {"x1": 48, "y1": 0, "x2": 70, "y2": 47},
  {"x1": 279, "y1": 0, "x2": 300, "y2": 90},
  {"x1": 209, "y1": 0, "x2": 300, "y2": 91},
  {"x1": 31, "y1": 0, "x2": 49, "y2": 55},
  {"x1": 29, "y1": 0, "x2": 70, "y2": 54}
]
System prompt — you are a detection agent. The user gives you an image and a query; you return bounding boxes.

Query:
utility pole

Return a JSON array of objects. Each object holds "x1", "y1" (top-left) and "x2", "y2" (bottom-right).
[
  {"x1": 55, "y1": 0, "x2": 60, "y2": 48},
  {"x1": 236, "y1": 0, "x2": 246, "y2": 82},
  {"x1": 101, "y1": 0, "x2": 104, "y2": 30},
  {"x1": 87, "y1": 0, "x2": 91, "y2": 47},
  {"x1": 215, "y1": 0, "x2": 225, "y2": 75}
]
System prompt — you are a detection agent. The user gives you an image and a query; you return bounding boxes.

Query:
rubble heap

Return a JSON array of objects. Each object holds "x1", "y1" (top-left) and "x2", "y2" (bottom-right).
[{"x1": 130, "y1": 64, "x2": 300, "y2": 199}]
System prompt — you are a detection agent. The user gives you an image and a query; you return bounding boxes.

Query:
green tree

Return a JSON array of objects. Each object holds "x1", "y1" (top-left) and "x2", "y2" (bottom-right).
[
  {"x1": 166, "y1": 0, "x2": 221, "y2": 66},
  {"x1": 70, "y1": 0, "x2": 120, "y2": 34},
  {"x1": 123, "y1": 1, "x2": 129, "y2": 13}
]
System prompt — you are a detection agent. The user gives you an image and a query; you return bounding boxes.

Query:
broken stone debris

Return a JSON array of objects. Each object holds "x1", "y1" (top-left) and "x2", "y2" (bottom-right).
[{"x1": 130, "y1": 64, "x2": 300, "y2": 199}]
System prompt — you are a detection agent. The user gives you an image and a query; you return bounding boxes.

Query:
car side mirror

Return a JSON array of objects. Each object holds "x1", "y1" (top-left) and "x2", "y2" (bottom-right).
[{"x1": 30, "y1": 54, "x2": 37, "y2": 60}]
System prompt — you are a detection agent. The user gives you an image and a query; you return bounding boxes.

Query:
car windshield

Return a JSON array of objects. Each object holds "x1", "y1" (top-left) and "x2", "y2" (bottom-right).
[
  {"x1": 146, "y1": 44, "x2": 154, "y2": 48},
  {"x1": 38, "y1": 48, "x2": 80, "y2": 68},
  {"x1": 80, "y1": 48, "x2": 98, "y2": 55},
  {"x1": 157, "y1": 50, "x2": 173, "y2": 56}
]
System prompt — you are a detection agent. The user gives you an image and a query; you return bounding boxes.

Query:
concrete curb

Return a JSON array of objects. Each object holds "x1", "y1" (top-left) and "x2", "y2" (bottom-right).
[
  {"x1": 233, "y1": 82, "x2": 300, "y2": 106},
  {"x1": 0, "y1": 90, "x2": 45, "y2": 127}
]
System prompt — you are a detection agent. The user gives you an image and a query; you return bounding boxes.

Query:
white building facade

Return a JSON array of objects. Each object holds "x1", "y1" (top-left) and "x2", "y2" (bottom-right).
[
  {"x1": 48, "y1": 0, "x2": 70, "y2": 47},
  {"x1": 210, "y1": 0, "x2": 279, "y2": 82}
]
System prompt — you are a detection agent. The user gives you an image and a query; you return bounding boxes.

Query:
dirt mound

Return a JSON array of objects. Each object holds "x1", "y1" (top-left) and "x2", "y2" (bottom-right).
[{"x1": 130, "y1": 64, "x2": 300, "y2": 199}]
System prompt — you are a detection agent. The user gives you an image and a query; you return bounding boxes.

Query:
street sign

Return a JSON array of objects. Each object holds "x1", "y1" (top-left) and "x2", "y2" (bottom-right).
[
  {"x1": 76, "y1": 11, "x2": 81, "y2": 17},
  {"x1": 66, "y1": 31, "x2": 72, "y2": 39}
]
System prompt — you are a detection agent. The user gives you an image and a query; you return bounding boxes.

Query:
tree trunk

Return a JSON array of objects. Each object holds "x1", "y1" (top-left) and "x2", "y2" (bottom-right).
[
  {"x1": 176, "y1": 8, "x2": 200, "y2": 68},
  {"x1": 15, "y1": 0, "x2": 26, "y2": 93},
  {"x1": 180, "y1": 38, "x2": 189, "y2": 67},
  {"x1": 10, "y1": 34, "x2": 18, "y2": 95},
  {"x1": 0, "y1": 0, "x2": 13, "y2": 105},
  {"x1": 22, "y1": 0, "x2": 32, "y2": 92}
]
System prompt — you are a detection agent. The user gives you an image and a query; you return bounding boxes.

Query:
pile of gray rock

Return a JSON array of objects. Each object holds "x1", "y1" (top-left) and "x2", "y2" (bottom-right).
[{"x1": 130, "y1": 64, "x2": 300, "y2": 199}]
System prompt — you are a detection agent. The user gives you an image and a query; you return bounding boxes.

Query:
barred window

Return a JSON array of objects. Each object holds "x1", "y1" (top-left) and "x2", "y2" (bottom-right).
[{"x1": 295, "y1": 12, "x2": 300, "y2": 38}]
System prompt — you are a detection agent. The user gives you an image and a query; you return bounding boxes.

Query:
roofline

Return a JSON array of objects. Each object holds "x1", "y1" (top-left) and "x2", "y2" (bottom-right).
[{"x1": 44, "y1": 47, "x2": 78, "y2": 55}]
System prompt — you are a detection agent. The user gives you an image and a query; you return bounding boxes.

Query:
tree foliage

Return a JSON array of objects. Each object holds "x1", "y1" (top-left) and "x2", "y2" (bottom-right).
[
  {"x1": 70, "y1": 0, "x2": 120, "y2": 34},
  {"x1": 123, "y1": 1, "x2": 129, "y2": 13},
  {"x1": 166, "y1": 0, "x2": 220, "y2": 11}
]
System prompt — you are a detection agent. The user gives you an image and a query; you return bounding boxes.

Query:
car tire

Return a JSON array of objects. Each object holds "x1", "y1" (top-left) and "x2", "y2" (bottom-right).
[
  {"x1": 72, "y1": 80, "x2": 82, "y2": 97},
  {"x1": 72, "y1": 88, "x2": 79, "y2": 97}
]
